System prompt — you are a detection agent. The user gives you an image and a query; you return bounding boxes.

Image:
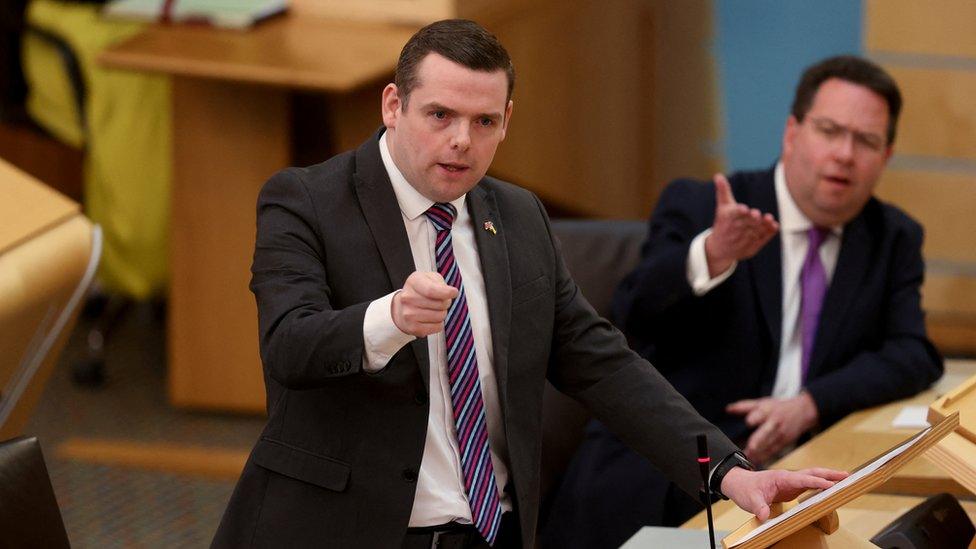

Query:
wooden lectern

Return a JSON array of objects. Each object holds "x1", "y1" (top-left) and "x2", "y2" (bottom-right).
[
  {"x1": 928, "y1": 374, "x2": 976, "y2": 495},
  {"x1": 720, "y1": 412, "x2": 959, "y2": 548},
  {"x1": 728, "y1": 504, "x2": 871, "y2": 548}
]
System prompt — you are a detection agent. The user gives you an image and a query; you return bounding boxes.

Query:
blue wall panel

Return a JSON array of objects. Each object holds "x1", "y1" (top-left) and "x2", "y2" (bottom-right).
[{"x1": 715, "y1": 0, "x2": 862, "y2": 171}]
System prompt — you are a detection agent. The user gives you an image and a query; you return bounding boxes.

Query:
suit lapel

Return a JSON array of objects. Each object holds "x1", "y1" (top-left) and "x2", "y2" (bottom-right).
[
  {"x1": 808, "y1": 213, "x2": 870, "y2": 378},
  {"x1": 747, "y1": 172, "x2": 783, "y2": 351},
  {"x1": 352, "y1": 133, "x2": 430, "y2": 382},
  {"x1": 467, "y1": 185, "x2": 512, "y2": 411}
]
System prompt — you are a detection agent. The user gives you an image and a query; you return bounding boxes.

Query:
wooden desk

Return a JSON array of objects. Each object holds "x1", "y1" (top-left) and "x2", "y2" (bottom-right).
[
  {"x1": 774, "y1": 361, "x2": 976, "y2": 498},
  {"x1": 683, "y1": 360, "x2": 976, "y2": 538},
  {"x1": 98, "y1": 16, "x2": 416, "y2": 91},
  {"x1": 1, "y1": 158, "x2": 95, "y2": 439},
  {"x1": 99, "y1": 16, "x2": 417, "y2": 412}
]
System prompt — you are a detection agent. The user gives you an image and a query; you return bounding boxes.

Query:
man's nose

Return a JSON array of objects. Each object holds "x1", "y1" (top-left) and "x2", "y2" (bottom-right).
[
  {"x1": 450, "y1": 122, "x2": 471, "y2": 151},
  {"x1": 833, "y1": 132, "x2": 855, "y2": 164}
]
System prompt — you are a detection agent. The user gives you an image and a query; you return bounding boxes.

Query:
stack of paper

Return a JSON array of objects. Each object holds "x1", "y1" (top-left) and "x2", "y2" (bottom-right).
[{"x1": 102, "y1": 0, "x2": 287, "y2": 29}]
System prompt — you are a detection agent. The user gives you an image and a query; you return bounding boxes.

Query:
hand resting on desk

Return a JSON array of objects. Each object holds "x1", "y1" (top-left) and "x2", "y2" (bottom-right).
[{"x1": 721, "y1": 467, "x2": 849, "y2": 521}]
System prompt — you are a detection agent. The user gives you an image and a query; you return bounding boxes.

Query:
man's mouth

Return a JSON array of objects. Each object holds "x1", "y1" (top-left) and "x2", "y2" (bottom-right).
[
  {"x1": 823, "y1": 175, "x2": 851, "y2": 186},
  {"x1": 438, "y1": 163, "x2": 469, "y2": 173}
]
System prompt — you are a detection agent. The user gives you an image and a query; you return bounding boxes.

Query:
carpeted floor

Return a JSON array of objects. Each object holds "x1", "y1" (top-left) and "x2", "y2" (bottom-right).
[{"x1": 26, "y1": 299, "x2": 265, "y2": 548}]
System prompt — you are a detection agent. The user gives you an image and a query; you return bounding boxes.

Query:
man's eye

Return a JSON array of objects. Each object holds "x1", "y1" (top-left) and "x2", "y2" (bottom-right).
[
  {"x1": 479, "y1": 118, "x2": 493, "y2": 127},
  {"x1": 819, "y1": 124, "x2": 841, "y2": 137},
  {"x1": 431, "y1": 111, "x2": 447, "y2": 120},
  {"x1": 856, "y1": 134, "x2": 883, "y2": 151}
]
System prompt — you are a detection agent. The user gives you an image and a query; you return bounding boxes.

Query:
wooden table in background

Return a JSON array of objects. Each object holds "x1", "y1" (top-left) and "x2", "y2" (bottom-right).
[{"x1": 99, "y1": 16, "x2": 417, "y2": 412}]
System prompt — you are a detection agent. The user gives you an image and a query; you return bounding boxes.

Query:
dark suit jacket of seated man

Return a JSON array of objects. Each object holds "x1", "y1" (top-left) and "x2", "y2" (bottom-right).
[
  {"x1": 211, "y1": 19, "x2": 846, "y2": 549},
  {"x1": 543, "y1": 55, "x2": 943, "y2": 549}
]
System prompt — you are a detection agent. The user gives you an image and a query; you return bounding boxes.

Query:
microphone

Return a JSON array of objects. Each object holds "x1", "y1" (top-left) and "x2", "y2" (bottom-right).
[{"x1": 697, "y1": 434, "x2": 716, "y2": 549}]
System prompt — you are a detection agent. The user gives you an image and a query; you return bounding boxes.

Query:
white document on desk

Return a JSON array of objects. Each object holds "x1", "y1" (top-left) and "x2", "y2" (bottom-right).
[
  {"x1": 892, "y1": 405, "x2": 930, "y2": 429},
  {"x1": 729, "y1": 426, "x2": 931, "y2": 547}
]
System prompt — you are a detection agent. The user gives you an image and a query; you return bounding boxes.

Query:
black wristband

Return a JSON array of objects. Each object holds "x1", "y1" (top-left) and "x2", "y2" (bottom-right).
[{"x1": 709, "y1": 451, "x2": 754, "y2": 499}]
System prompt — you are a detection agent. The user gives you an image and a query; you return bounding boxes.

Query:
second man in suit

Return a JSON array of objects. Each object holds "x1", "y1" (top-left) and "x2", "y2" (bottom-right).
[{"x1": 545, "y1": 55, "x2": 943, "y2": 548}]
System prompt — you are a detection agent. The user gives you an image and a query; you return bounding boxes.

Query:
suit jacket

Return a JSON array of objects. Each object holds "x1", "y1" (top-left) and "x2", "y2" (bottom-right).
[
  {"x1": 613, "y1": 167, "x2": 943, "y2": 440},
  {"x1": 212, "y1": 131, "x2": 738, "y2": 548}
]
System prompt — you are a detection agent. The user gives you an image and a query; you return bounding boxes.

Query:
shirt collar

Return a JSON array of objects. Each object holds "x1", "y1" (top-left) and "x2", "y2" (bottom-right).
[
  {"x1": 775, "y1": 161, "x2": 843, "y2": 238},
  {"x1": 379, "y1": 130, "x2": 466, "y2": 222}
]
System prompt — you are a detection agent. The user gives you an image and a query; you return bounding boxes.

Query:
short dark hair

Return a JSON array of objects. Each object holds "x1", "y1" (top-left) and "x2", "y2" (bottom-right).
[
  {"x1": 791, "y1": 55, "x2": 902, "y2": 145},
  {"x1": 395, "y1": 19, "x2": 515, "y2": 108}
]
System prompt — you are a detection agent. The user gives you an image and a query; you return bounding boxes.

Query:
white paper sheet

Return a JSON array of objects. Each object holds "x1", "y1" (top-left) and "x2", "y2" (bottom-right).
[{"x1": 891, "y1": 405, "x2": 930, "y2": 429}]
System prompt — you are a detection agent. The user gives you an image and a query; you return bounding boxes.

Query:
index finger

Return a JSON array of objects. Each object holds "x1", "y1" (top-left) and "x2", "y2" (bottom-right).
[
  {"x1": 713, "y1": 173, "x2": 736, "y2": 206},
  {"x1": 796, "y1": 468, "x2": 849, "y2": 482},
  {"x1": 788, "y1": 473, "x2": 836, "y2": 490},
  {"x1": 726, "y1": 399, "x2": 760, "y2": 414}
]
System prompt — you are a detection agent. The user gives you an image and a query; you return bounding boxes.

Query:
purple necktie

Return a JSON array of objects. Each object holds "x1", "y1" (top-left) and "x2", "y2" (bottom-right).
[
  {"x1": 425, "y1": 203, "x2": 503, "y2": 545},
  {"x1": 800, "y1": 226, "x2": 830, "y2": 381}
]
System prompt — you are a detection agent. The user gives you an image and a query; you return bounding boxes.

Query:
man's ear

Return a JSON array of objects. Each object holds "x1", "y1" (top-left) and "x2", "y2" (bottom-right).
[
  {"x1": 782, "y1": 115, "x2": 799, "y2": 158},
  {"x1": 500, "y1": 100, "x2": 514, "y2": 141},
  {"x1": 882, "y1": 143, "x2": 894, "y2": 165},
  {"x1": 381, "y1": 84, "x2": 401, "y2": 129}
]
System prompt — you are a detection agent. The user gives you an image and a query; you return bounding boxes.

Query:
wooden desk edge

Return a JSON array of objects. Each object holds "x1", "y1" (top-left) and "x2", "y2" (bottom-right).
[
  {"x1": 95, "y1": 16, "x2": 417, "y2": 92},
  {"x1": 97, "y1": 47, "x2": 387, "y2": 93}
]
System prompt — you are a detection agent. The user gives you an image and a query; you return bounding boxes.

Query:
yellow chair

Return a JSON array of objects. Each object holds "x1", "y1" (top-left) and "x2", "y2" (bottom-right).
[{"x1": 22, "y1": 0, "x2": 170, "y2": 300}]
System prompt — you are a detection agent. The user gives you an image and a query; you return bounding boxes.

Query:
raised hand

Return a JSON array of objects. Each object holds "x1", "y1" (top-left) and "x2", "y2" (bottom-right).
[
  {"x1": 726, "y1": 393, "x2": 820, "y2": 465},
  {"x1": 704, "y1": 173, "x2": 779, "y2": 277},
  {"x1": 720, "y1": 466, "x2": 848, "y2": 521},
  {"x1": 392, "y1": 271, "x2": 459, "y2": 337}
]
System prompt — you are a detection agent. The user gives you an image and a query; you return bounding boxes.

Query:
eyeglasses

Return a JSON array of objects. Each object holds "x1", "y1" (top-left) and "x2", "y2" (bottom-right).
[{"x1": 806, "y1": 116, "x2": 887, "y2": 154}]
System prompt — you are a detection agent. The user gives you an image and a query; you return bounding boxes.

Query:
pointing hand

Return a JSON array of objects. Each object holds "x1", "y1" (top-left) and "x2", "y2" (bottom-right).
[
  {"x1": 392, "y1": 271, "x2": 459, "y2": 337},
  {"x1": 704, "y1": 173, "x2": 779, "y2": 277}
]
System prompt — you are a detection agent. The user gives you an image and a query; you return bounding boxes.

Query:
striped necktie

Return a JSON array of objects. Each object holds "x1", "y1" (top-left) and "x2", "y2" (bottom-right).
[{"x1": 424, "y1": 202, "x2": 503, "y2": 545}]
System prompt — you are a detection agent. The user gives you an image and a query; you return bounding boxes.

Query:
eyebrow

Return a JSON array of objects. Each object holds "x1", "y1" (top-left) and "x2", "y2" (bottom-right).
[
  {"x1": 422, "y1": 102, "x2": 504, "y2": 121},
  {"x1": 811, "y1": 116, "x2": 884, "y2": 140}
]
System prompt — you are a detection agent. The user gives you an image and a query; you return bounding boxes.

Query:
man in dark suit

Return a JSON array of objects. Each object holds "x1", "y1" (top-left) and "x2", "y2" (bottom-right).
[
  {"x1": 212, "y1": 20, "x2": 845, "y2": 548},
  {"x1": 544, "y1": 56, "x2": 943, "y2": 548}
]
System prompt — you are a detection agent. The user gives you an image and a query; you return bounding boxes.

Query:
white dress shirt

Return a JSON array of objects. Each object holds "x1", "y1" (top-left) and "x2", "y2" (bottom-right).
[
  {"x1": 359, "y1": 131, "x2": 511, "y2": 527},
  {"x1": 686, "y1": 162, "x2": 842, "y2": 398}
]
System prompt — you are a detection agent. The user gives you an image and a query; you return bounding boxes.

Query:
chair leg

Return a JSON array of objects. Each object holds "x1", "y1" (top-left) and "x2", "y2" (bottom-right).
[{"x1": 72, "y1": 292, "x2": 130, "y2": 387}]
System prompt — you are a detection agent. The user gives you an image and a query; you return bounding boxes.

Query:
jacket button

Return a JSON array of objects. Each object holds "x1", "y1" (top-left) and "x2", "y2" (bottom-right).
[
  {"x1": 414, "y1": 391, "x2": 428, "y2": 405},
  {"x1": 402, "y1": 468, "x2": 418, "y2": 483}
]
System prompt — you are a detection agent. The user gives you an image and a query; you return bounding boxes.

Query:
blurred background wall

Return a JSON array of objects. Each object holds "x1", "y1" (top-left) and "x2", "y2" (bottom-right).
[{"x1": 860, "y1": 0, "x2": 976, "y2": 356}]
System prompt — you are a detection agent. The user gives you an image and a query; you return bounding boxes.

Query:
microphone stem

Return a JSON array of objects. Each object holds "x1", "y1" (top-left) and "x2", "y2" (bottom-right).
[{"x1": 697, "y1": 434, "x2": 716, "y2": 549}]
